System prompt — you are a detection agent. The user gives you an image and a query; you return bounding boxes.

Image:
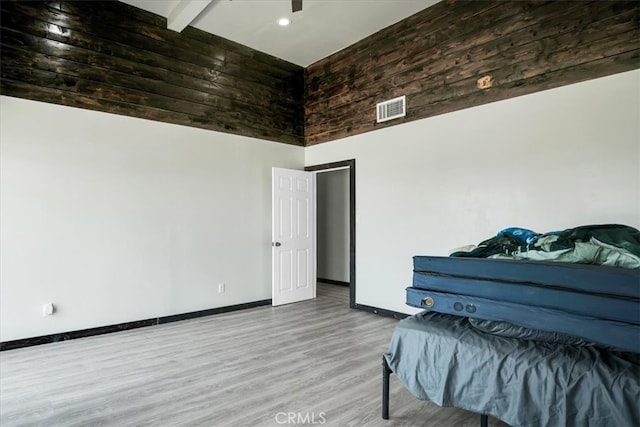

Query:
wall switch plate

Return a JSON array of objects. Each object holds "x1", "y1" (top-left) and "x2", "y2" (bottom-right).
[{"x1": 218, "y1": 283, "x2": 225, "y2": 293}]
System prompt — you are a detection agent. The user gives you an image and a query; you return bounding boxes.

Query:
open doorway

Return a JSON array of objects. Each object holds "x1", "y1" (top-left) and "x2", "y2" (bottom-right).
[
  {"x1": 316, "y1": 169, "x2": 349, "y2": 286},
  {"x1": 305, "y1": 160, "x2": 355, "y2": 308}
]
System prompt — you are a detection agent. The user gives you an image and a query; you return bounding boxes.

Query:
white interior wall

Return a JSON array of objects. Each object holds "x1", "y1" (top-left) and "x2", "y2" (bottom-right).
[
  {"x1": 306, "y1": 70, "x2": 640, "y2": 314},
  {"x1": 0, "y1": 96, "x2": 304, "y2": 341},
  {"x1": 2, "y1": 70, "x2": 638, "y2": 341},
  {"x1": 316, "y1": 169, "x2": 349, "y2": 282}
]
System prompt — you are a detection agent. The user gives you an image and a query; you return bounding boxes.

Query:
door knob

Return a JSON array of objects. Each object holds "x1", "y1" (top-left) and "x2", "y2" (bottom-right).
[{"x1": 273, "y1": 242, "x2": 282, "y2": 247}]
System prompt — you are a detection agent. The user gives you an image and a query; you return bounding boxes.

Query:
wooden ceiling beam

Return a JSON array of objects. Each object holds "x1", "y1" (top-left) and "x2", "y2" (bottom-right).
[{"x1": 167, "y1": 0, "x2": 213, "y2": 33}]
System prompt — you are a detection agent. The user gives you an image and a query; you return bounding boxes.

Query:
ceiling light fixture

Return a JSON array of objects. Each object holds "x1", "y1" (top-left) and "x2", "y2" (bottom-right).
[{"x1": 277, "y1": 17, "x2": 291, "y2": 26}]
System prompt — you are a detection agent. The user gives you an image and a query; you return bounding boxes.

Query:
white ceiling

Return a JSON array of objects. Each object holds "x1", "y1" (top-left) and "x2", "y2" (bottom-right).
[{"x1": 119, "y1": 0, "x2": 439, "y2": 67}]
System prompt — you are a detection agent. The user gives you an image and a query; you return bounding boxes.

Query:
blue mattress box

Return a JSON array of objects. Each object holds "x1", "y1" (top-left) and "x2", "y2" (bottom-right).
[
  {"x1": 406, "y1": 287, "x2": 640, "y2": 353},
  {"x1": 412, "y1": 256, "x2": 640, "y2": 300}
]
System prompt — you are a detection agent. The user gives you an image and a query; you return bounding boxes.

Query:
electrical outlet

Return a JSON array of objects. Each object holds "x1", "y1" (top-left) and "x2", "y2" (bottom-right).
[
  {"x1": 218, "y1": 283, "x2": 225, "y2": 293},
  {"x1": 43, "y1": 303, "x2": 55, "y2": 317}
]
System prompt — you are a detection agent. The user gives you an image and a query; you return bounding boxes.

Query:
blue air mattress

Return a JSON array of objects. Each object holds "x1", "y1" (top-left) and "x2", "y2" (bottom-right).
[
  {"x1": 413, "y1": 256, "x2": 640, "y2": 299},
  {"x1": 408, "y1": 256, "x2": 640, "y2": 353},
  {"x1": 412, "y1": 273, "x2": 640, "y2": 325},
  {"x1": 405, "y1": 287, "x2": 640, "y2": 353}
]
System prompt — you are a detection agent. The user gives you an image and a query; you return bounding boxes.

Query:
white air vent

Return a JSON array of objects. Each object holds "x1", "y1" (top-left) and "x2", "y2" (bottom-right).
[{"x1": 376, "y1": 96, "x2": 406, "y2": 123}]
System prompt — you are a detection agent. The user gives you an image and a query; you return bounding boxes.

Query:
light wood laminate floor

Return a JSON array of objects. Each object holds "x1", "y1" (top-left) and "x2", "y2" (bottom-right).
[{"x1": 1, "y1": 284, "x2": 507, "y2": 426}]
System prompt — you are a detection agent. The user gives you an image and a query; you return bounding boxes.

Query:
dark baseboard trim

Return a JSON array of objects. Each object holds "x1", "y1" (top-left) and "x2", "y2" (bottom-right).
[
  {"x1": 354, "y1": 304, "x2": 409, "y2": 320},
  {"x1": 317, "y1": 278, "x2": 349, "y2": 287},
  {"x1": 0, "y1": 299, "x2": 271, "y2": 352},
  {"x1": 157, "y1": 299, "x2": 271, "y2": 324}
]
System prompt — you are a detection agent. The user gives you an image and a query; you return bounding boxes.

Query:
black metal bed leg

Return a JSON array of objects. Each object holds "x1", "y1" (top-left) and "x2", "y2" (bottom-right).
[
  {"x1": 480, "y1": 414, "x2": 488, "y2": 427},
  {"x1": 382, "y1": 355, "x2": 391, "y2": 419}
]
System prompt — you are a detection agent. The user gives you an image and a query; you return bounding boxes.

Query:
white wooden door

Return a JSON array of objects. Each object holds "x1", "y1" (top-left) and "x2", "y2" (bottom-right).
[{"x1": 272, "y1": 168, "x2": 316, "y2": 306}]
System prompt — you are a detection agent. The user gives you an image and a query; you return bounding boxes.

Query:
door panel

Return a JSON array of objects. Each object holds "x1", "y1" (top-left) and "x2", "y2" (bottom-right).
[{"x1": 272, "y1": 168, "x2": 316, "y2": 306}]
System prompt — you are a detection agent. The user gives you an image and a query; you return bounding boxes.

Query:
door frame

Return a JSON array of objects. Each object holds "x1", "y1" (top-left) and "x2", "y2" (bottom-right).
[{"x1": 305, "y1": 159, "x2": 356, "y2": 309}]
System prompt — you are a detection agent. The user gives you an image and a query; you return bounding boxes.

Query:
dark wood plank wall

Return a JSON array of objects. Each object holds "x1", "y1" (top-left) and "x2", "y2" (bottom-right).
[
  {"x1": 2, "y1": 1, "x2": 638, "y2": 147},
  {"x1": 304, "y1": 0, "x2": 640, "y2": 146},
  {"x1": 0, "y1": 1, "x2": 304, "y2": 146}
]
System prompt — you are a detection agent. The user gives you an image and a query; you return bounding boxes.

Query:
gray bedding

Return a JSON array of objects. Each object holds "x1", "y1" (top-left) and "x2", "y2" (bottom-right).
[{"x1": 385, "y1": 312, "x2": 640, "y2": 427}]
